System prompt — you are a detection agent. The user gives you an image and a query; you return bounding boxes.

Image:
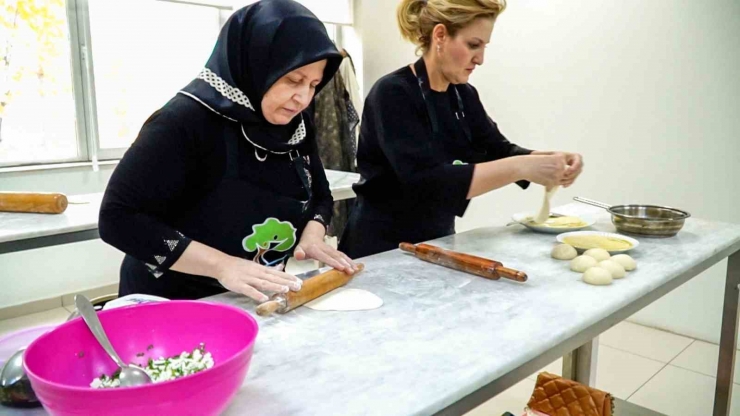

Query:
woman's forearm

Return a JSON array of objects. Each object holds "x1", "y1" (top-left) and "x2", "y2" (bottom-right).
[
  {"x1": 170, "y1": 240, "x2": 233, "y2": 280},
  {"x1": 300, "y1": 220, "x2": 327, "y2": 243},
  {"x1": 466, "y1": 156, "x2": 527, "y2": 199}
]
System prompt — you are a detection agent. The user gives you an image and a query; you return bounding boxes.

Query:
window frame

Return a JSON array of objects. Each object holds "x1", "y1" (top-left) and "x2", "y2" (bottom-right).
[{"x1": 0, "y1": 0, "x2": 345, "y2": 170}]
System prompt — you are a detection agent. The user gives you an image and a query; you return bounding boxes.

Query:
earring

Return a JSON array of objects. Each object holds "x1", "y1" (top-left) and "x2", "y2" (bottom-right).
[{"x1": 437, "y1": 44, "x2": 441, "y2": 54}]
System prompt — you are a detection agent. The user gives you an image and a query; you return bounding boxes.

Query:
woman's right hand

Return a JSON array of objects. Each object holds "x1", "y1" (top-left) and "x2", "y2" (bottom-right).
[
  {"x1": 215, "y1": 257, "x2": 303, "y2": 303},
  {"x1": 521, "y1": 153, "x2": 568, "y2": 188}
]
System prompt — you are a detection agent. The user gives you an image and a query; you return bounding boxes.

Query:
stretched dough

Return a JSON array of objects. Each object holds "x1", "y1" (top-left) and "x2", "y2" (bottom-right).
[
  {"x1": 583, "y1": 267, "x2": 613, "y2": 286},
  {"x1": 534, "y1": 186, "x2": 559, "y2": 224},
  {"x1": 305, "y1": 288, "x2": 383, "y2": 311},
  {"x1": 611, "y1": 254, "x2": 637, "y2": 271}
]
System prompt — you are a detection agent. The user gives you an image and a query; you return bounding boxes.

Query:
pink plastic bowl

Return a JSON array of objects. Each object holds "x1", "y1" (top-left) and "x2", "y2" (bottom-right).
[{"x1": 23, "y1": 301, "x2": 258, "y2": 416}]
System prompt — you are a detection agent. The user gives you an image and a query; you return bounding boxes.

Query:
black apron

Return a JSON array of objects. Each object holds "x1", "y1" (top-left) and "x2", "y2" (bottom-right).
[
  {"x1": 119, "y1": 131, "x2": 313, "y2": 299},
  {"x1": 339, "y1": 59, "x2": 475, "y2": 259}
]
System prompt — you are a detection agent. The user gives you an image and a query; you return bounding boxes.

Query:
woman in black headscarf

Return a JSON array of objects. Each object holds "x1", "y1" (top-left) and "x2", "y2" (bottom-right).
[{"x1": 99, "y1": 0, "x2": 359, "y2": 303}]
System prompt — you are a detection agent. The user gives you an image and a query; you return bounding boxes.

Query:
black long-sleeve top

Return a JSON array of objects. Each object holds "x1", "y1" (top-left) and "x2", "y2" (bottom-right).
[
  {"x1": 353, "y1": 66, "x2": 532, "y2": 216},
  {"x1": 99, "y1": 95, "x2": 333, "y2": 297},
  {"x1": 340, "y1": 66, "x2": 531, "y2": 258}
]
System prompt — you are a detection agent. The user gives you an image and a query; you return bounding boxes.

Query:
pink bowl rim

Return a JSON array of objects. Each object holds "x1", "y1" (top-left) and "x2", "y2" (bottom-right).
[{"x1": 23, "y1": 300, "x2": 259, "y2": 393}]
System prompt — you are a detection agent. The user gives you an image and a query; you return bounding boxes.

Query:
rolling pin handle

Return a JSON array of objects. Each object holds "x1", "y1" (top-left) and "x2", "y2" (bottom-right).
[
  {"x1": 256, "y1": 300, "x2": 283, "y2": 317},
  {"x1": 496, "y1": 266, "x2": 528, "y2": 282},
  {"x1": 399, "y1": 242, "x2": 416, "y2": 253}
]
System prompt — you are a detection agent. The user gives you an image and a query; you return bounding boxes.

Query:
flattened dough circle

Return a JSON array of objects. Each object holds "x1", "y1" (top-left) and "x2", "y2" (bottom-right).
[{"x1": 305, "y1": 288, "x2": 383, "y2": 311}]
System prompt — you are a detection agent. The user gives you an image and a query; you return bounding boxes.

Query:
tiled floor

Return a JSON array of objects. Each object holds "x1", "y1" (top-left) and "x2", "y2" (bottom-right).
[
  {"x1": 1, "y1": 312, "x2": 738, "y2": 416},
  {"x1": 467, "y1": 321, "x2": 740, "y2": 416}
]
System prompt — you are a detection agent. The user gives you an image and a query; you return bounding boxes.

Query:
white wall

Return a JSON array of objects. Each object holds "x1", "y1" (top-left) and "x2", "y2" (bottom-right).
[{"x1": 357, "y1": 0, "x2": 740, "y2": 344}]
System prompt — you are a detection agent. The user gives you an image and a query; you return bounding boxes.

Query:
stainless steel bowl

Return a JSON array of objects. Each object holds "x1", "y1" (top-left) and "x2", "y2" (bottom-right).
[{"x1": 575, "y1": 197, "x2": 691, "y2": 238}]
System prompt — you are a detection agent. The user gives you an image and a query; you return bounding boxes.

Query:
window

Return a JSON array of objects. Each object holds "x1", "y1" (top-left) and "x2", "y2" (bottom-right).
[
  {"x1": 0, "y1": 0, "x2": 78, "y2": 166},
  {"x1": 89, "y1": 0, "x2": 223, "y2": 153},
  {"x1": 0, "y1": 0, "x2": 347, "y2": 169}
]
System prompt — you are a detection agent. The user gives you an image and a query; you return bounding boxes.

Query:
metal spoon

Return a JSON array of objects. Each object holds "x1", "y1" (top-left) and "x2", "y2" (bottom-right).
[
  {"x1": 0, "y1": 308, "x2": 83, "y2": 408},
  {"x1": 0, "y1": 348, "x2": 39, "y2": 408},
  {"x1": 506, "y1": 212, "x2": 566, "y2": 227},
  {"x1": 74, "y1": 295, "x2": 152, "y2": 387}
]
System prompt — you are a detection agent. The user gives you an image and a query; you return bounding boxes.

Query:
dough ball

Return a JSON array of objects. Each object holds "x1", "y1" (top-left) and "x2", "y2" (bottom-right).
[
  {"x1": 551, "y1": 244, "x2": 577, "y2": 260},
  {"x1": 570, "y1": 255, "x2": 598, "y2": 272},
  {"x1": 583, "y1": 267, "x2": 613, "y2": 286},
  {"x1": 599, "y1": 260, "x2": 626, "y2": 279},
  {"x1": 611, "y1": 254, "x2": 637, "y2": 271},
  {"x1": 584, "y1": 248, "x2": 611, "y2": 262}
]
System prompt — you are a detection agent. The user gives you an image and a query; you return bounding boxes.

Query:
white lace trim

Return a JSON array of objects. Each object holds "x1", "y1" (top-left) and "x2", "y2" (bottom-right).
[
  {"x1": 196, "y1": 68, "x2": 254, "y2": 111},
  {"x1": 178, "y1": 91, "x2": 237, "y2": 122},
  {"x1": 240, "y1": 115, "x2": 306, "y2": 155},
  {"x1": 288, "y1": 118, "x2": 306, "y2": 145}
]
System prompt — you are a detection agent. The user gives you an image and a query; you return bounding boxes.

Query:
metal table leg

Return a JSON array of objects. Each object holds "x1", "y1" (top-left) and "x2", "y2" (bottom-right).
[
  {"x1": 714, "y1": 251, "x2": 740, "y2": 416},
  {"x1": 563, "y1": 337, "x2": 599, "y2": 387}
]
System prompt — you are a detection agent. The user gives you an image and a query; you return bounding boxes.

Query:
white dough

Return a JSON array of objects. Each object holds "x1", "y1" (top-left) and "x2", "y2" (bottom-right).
[
  {"x1": 582, "y1": 267, "x2": 613, "y2": 285},
  {"x1": 584, "y1": 248, "x2": 611, "y2": 262},
  {"x1": 534, "y1": 186, "x2": 560, "y2": 224},
  {"x1": 611, "y1": 254, "x2": 637, "y2": 271},
  {"x1": 570, "y1": 255, "x2": 598, "y2": 272},
  {"x1": 551, "y1": 244, "x2": 578, "y2": 260},
  {"x1": 599, "y1": 260, "x2": 626, "y2": 279},
  {"x1": 305, "y1": 288, "x2": 383, "y2": 311}
]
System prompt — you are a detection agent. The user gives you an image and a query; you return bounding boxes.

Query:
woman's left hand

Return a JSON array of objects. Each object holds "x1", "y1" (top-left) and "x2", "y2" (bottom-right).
[
  {"x1": 294, "y1": 235, "x2": 359, "y2": 274},
  {"x1": 561, "y1": 152, "x2": 584, "y2": 188},
  {"x1": 530, "y1": 151, "x2": 584, "y2": 188}
]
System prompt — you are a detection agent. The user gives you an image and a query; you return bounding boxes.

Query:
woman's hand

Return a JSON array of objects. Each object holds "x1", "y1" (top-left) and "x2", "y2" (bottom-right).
[
  {"x1": 294, "y1": 220, "x2": 358, "y2": 274},
  {"x1": 215, "y1": 259, "x2": 302, "y2": 303},
  {"x1": 170, "y1": 240, "x2": 301, "y2": 303},
  {"x1": 294, "y1": 237, "x2": 359, "y2": 274},
  {"x1": 561, "y1": 152, "x2": 583, "y2": 188},
  {"x1": 521, "y1": 153, "x2": 568, "y2": 188},
  {"x1": 526, "y1": 151, "x2": 584, "y2": 188}
]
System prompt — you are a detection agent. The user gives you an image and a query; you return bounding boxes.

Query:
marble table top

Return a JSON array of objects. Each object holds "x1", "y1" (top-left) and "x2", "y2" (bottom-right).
[
  {"x1": 204, "y1": 203, "x2": 740, "y2": 416},
  {"x1": 0, "y1": 170, "x2": 359, "y2": 246},
  {"x1": 3, "y1": 203, "x2": 738, "y2": 416}
]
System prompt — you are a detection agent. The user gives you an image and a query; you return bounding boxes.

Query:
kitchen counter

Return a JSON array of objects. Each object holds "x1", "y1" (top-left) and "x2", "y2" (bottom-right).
[
  {"x1": 0, "y1": 170, "x2": 360, "y2": 254},
  {"x1": 3, "y1": 203, "x2": 737, "y2": 415},
  {"x1": 205, "y1": 203, "x2": 740, "y2": 415}
]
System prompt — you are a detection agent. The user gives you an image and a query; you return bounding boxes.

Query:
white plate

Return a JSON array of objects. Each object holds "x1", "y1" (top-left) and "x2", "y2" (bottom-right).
[
  {"x1": 510, "y1": 212, "x2": 595, "y2": 234},
  {"x1": 556, "y1": 231, "x2": 639, "y2": 253}
]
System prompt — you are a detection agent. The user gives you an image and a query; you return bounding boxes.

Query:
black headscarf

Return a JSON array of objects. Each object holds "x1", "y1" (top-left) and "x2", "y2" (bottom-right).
[{"x1": 180, "y1": 0, "x2": 342, "y2": 153}]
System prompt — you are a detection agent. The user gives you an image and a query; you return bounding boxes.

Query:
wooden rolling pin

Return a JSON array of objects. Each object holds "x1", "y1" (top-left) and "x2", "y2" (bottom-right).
[
  {"x1": 0, "y1": 192, "x2": 68, "y2": 214},
  {"x1": 256, "y1": 264, "x2": 365, "y2": 316},
  {"x1": 399, "y1": 242, "x2": 527, "y2": 282}
]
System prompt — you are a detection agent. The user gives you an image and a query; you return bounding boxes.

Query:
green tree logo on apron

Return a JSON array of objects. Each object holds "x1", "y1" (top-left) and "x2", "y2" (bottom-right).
[{"x1": 242, "y1": 218, "x2": 297, "y2": 266}]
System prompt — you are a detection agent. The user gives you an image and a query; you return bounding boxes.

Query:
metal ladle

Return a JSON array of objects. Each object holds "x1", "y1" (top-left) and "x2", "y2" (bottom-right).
[
  {"x1": 0, "y1": 308, "x2": 86, "y2": 408},
  {"x1": 0, "y1": 347, "x2": 38, "y2": 408},
  {"x1": 0, "y1": 297, "x2": 132, "y2": 407},
  {"x1": 74, "y1": 294, "x2": 152, "y2": 387}
]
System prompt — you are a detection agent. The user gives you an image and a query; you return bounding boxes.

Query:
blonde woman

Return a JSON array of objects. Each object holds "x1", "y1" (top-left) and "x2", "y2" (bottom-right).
[{"x1": 339, "y1": 0, "x2": 583, "y2": 258}]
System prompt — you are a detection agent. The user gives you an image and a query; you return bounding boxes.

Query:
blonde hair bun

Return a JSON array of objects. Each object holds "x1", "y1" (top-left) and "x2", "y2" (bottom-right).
[{"x1": 396, "y1": 0, "x2": 507, "y2": 53}]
